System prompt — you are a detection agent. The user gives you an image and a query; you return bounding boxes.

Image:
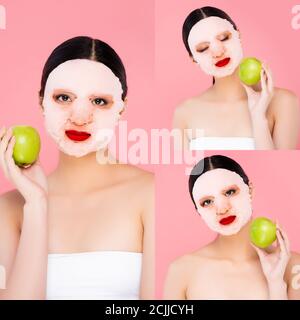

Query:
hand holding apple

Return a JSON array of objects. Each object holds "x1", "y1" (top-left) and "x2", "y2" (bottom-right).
[
  {"x1": 250, "y1": 220, "x2": 290, "y2": 294},
  {"x1": 0, "y1": 126, "x2": 48, "y2": 203},
  {"x1": 241, "y1": 62, "x2": 274, "y2": 119}
]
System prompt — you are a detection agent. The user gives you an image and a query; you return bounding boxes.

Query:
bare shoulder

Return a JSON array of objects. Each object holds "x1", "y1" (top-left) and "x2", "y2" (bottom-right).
[
  {"x1": 273, "y1": 87, "x2": 298, "y2": 100},
  {"x1": 287, "y1": 251, "x2": 300, "y2": 271},
  {"x1": 285, "y1": 252, "x2": 300, "y2": 290},
  {"x1": 174, "y1": 90, "x2": 212, "y2": 119},
  {"x1": 168, "y1": 247, "x2": 210, "y2": 276},
  {"x1": 115, "y1": 164, "x2": 154, "y2": 208},
  {"x1": 270, "y1": 87, "x2": 299, "y2": 113},
  {"x1": 176, "y1": 93, "x2": 209, "y2": 112},
  {"x1": 117, "y1": 164, "x2": 154, "y2": 189},
  {"x1": 0, "y1": 189, "x2": 24, "y2": 229}
]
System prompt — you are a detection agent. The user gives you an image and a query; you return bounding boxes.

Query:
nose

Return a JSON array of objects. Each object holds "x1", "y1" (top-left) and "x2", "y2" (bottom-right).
[
  {"x1": 215, "y1": 197, "x2": 231, "y2": 216},
  {"x1": 70, "y1": 101, "x2": 93, "y2": 126},
  {"x1": 210, "y1": 40, "x2": 225, "y2": 59}
]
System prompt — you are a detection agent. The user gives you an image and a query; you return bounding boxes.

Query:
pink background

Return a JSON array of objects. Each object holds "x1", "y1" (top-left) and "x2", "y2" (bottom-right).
[
  {"x1": 0, "y1": 0, "x2": 155, "y2": 194},
  {"x1": 1, "y1": 0, "x2": 300, "y2": 300},
  {"x1": 155, "y1": 0, "x2": 300, "y2": 147},
  {"x1": 156, "y1": 150, "x2": 300, "y2": 298}
]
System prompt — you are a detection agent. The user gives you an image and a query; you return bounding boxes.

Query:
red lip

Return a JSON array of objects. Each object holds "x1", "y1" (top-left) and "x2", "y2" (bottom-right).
[
  {"x1": 65, "y1": 130, "x2": 91, "y2": 142},
  {"x1": 219, "y1": 215, "x2": 236, "y2": 226},
  {"x1": 215, "y1": 57, "x2": 231, "y2": 67}
]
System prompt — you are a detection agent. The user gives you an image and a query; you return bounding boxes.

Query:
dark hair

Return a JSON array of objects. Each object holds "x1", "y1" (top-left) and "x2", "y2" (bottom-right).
[
  {"x1": 188, "y1": 155, "x2": 249, "y2": 209},
  {"x1": 182, "y1": 6, "x2": 238, "y2": 57},
  {"x1": 39, "y1": 36, "x2": 127, "y2": 101}
]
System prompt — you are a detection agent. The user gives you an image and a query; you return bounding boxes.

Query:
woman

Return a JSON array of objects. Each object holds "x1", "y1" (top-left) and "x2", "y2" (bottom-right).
[
  {"x1": 164, "y1": 155, "x2": 300, "y2": 299},
  {"x1": 0, "y1": 36, "x2": 154, "y2": 299},
  {"x1": 173, "y1": 6, "x2": 299, "y2": 150}
]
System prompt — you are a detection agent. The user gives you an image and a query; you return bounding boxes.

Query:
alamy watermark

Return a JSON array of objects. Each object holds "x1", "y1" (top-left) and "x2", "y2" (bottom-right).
[
  {"x1": 292, "y1": 4, "x2": 300, "y2": 30},
  {"x1": 0, "y1": 264, "x2": 5, "y2": 289},
  {"x1": 96, "y1": 121, "x2": 205, "y2": 175},
  {"x1": 0, "y1": 4, "x2": 6, "y2": 30}
]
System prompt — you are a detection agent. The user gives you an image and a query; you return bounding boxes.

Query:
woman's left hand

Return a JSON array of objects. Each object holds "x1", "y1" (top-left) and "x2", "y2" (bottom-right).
[
  {"x1": 252, "y1": 223, "x2": 291, "y2": 285},
  {"x1": 242, "y1": 63, "x2": 274, "y2": 120}
]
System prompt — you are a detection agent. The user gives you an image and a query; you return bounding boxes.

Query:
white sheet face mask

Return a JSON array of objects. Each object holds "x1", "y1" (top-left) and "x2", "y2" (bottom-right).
[
  {"x1": 192, "y1": 168, "x2": 252, "y2": 236},
  {"x1": 188, "y1": 16, "x2": 243, "y2": 78},
  {"x1": 42, "y1": 59, "x2": 124, "y2": 157}
]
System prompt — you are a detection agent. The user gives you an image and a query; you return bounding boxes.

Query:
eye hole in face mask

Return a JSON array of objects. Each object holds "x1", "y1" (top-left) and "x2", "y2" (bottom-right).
[
  {"x1": 53, "y1": 90, "x2": 76, "y2": 105},
  {"x1": 55, "y1": 93, "x2": 72, "y2": 104},
  {"x1": 196, "y1": 43, "x2": 209, "y2": 53},
  {"x1": 92, "y1": 97, "x2": 107, "y2": 106},
  {"x1": 224, "y1": 185, "x2": 239, "y2": 197},
  {"x1": 217, "y1": 31, "x2": 232, "y2": 42},
  {"x1": 200, "y1": 197, "x2": 214, "y2": 208},
  {"x1": 89, "y1": 94, "x2": 114, "y2": 109}
]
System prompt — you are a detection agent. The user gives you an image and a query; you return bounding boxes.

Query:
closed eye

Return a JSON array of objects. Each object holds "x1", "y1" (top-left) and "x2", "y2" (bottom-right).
[
  {"x1": 220, "y1": 35, "x2": 229, "y2": 42},
  {"x1": 197, "y1": 46, "x2": 208, "y2": 53},
  {"x1": 225, "y1": 189, "x2": 236, "y2": 197}
]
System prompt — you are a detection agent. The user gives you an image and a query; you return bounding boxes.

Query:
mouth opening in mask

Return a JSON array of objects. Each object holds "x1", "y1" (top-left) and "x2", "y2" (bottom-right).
[
  {"x1": 65, "y1": 130, "x2": 91, "y2": 142},
  {"x1": 219, "y1": 215, "x2": 236, "y2": 225},
  {"x1": 215, "y1": 57, "x2": 231, "y2": 68}
]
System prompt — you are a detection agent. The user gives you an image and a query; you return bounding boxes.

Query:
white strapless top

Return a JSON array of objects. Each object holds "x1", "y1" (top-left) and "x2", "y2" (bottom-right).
[
  {"x1": 189, "y1": 137, "x2": 255, "y2": 150},
  {"x1": 46, "y1": 251, "x2": 142, "y2": 300}
]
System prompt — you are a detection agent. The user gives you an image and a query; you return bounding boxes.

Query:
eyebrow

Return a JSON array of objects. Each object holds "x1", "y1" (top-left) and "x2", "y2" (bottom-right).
[
  {"x1": 89, "y1": 93, "x2": 113, "y2": 100},
  {"x1": 52, "y1": 89, "x2": 77, "y2": 96},
  {"x1": 221, "y1": 184, "x2": 239, "y2": 193}
]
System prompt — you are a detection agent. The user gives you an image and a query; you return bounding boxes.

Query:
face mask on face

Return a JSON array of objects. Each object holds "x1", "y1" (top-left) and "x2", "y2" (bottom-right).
[
  {"x1": 42, "y1": 59, "x2": 124, "y2": 158},
  {"x1": 188, "y1": 16, "x2": 243, "y2": 78},
  {"x1": 192, "y1": 168, "x2": 252, "y2": 236}
]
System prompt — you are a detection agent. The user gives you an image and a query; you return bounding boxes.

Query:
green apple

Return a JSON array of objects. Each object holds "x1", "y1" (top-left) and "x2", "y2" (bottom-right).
[
  {"x1": 250, "y1": 217, "x2": 277, "y2": 248},
  {"x1": 12, "y1": 126, "x2": 41, "y2": 167},
  {"x1": 239, "y1": 57, "x2": 262, "y2": 86}
]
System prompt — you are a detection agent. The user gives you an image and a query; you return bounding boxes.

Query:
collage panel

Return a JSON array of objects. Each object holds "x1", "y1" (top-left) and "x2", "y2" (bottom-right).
[
  {"x1": 156, "y1": 0, "x2": 300, "y2": 150},
  {"x1": 156, "y1": 151, "x2": 300, "y2": 300},
  {"x1": 0, "y1": 0, "x2": 155, "y2": 300}
]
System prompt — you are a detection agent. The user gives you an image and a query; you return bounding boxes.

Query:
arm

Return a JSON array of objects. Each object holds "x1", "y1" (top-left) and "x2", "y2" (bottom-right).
[
  {"x1": 163, "y1": 260, "x2": 187, "y2": 300},
  {"x1": 0, "y1": 198, "x2": 48, "y2": 300},
  {"x1": 271, "y1": 89, "x2": 300, "y2": 149},
  {"x1": 243, "y1": 63, "x2": 275, "y2": 150},
  {"x1": 252, "y1": 224, "x2": 290, "y2": 300},
  {"x1": 0, "y1": 127, "x2": 49, "y2": 299},
  {"x1": 139, "y1": 175, "x2": 155, "y2": 299}
]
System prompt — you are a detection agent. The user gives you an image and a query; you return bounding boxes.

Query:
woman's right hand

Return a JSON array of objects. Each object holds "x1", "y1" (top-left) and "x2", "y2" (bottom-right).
[
  {"x1": 242, "y1": 63, "x2": 274, "y2": 120},
  {"x1": 0, "y1": 127, "x2": 48, "y2": 204}
]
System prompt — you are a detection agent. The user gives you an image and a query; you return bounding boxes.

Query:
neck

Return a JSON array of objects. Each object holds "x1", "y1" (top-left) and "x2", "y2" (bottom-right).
[
  {"x1": 213, "y1": 219, "x2": 257, "y2": 261},
  {"x1": 49, "y1": 149, "x2": 117, "y2": 194},
  {"x1": 212, "y1": 68, "x2": 247, "y2": 102}
]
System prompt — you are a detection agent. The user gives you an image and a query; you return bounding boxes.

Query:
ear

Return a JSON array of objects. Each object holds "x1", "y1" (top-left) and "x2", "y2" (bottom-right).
[
  {"x1": 119, "y1": 97, "x2": 127, "y2": 116},
  {"x1": 39, "y1": 95, "x2": 44, "y2": 114},
  {"x1": 248, "y1": 181, "x2": 254, "y2": 200},
  {"x1": 190, "y1": 55, "x2": 197, "y2": 64}
]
